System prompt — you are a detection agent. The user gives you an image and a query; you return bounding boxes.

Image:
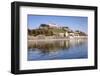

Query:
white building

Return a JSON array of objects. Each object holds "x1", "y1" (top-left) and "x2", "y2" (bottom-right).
[
  {"x1": 48, "y1": 23, "x2": 59, "y2": 28},
  {"x1": 65, "y1": 32, "x2": 69, "y2": 37}
]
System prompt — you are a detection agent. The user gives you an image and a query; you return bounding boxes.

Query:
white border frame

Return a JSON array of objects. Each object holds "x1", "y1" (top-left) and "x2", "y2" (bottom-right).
[{"x1": 20, "y1": 6, "x2": 95, "y2": 70}]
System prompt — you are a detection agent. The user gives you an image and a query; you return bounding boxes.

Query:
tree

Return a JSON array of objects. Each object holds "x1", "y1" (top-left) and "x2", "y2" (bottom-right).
[{"x1": 28, "y1": 29, "x2": 32, "y2": 35}]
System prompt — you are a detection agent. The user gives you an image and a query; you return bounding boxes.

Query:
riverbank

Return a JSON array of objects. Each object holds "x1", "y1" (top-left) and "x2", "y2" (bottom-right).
[{"x1": 28, "y1": 35, "x2": 88, "y2": 41}]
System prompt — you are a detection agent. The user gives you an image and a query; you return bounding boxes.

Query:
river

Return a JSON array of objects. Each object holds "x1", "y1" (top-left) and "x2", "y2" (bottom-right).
[{"x1": 28, "y1": 39, "x2": 88, "y2": 61}]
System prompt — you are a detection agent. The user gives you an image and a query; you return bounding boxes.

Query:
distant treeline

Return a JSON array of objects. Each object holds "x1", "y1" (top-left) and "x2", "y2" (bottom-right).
[{"x1": 28, "y1": 29, "x2": 54, "y2": 36}]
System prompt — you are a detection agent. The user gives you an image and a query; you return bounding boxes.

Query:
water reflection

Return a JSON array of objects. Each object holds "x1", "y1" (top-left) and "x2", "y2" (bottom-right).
[{"x1": 28, "y1": 39, "x2": 88, "y2": 61}]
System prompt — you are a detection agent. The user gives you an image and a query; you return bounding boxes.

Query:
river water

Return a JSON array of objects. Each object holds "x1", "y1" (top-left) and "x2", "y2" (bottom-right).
[{"x1": 28, "y1": 39, "x2": 88, "y2": 61}]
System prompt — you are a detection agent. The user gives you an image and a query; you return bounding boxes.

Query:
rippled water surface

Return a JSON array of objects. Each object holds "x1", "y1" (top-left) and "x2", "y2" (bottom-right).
[{"x1": 28, "y1": 39, "x2": 88, "y2": 61}]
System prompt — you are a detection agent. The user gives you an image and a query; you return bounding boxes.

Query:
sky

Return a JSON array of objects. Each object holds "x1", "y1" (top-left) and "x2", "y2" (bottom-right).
[{"x1": 28, "y1": 15, "x2": 88, "y2": 34}]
